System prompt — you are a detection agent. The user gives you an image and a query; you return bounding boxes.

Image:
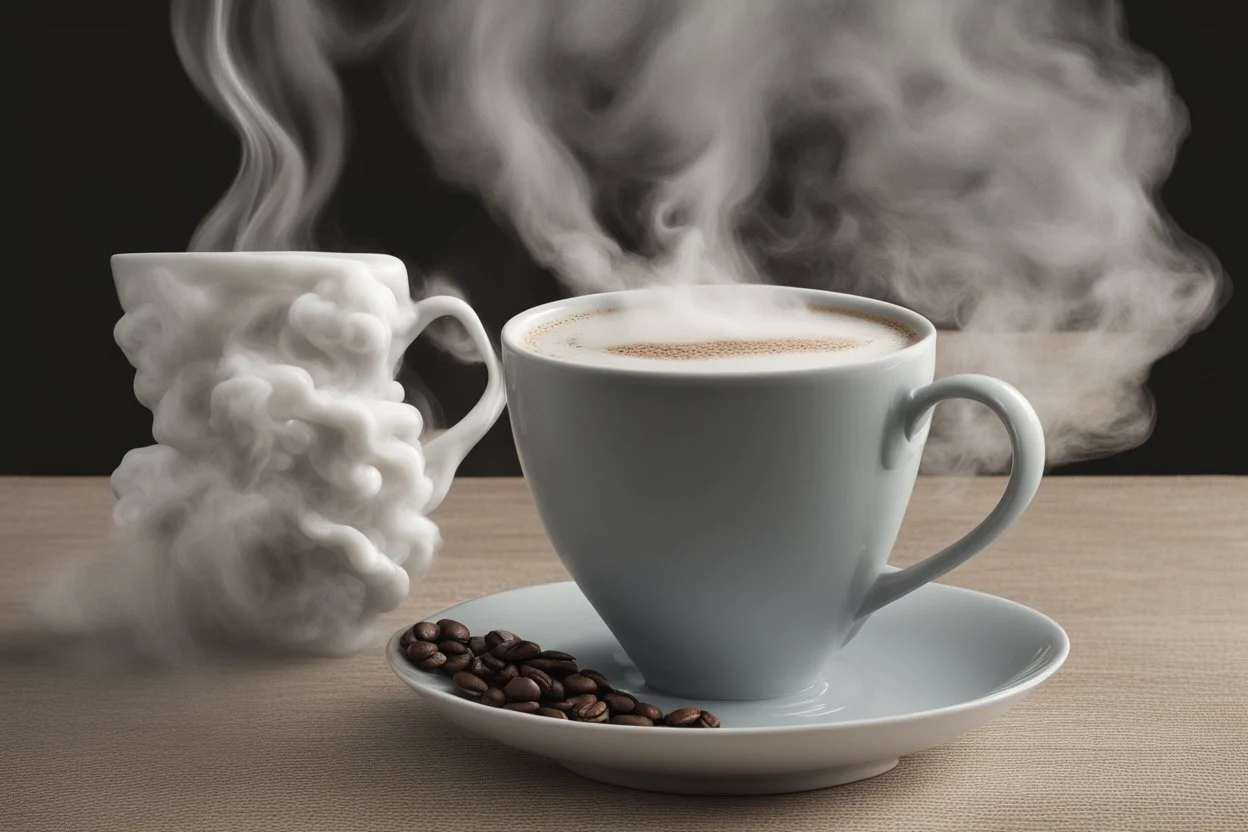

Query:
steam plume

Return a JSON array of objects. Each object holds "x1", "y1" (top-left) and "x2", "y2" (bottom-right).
[
  {"x1": 171, "y1": 0, "x2": 403, "y2": 250},
  {"x1": 47, "y1": 0, "x2": 1222, "y2": 663},
  {"x1": 177, "y1": 0, "x2": 1225, "y2": 474}
]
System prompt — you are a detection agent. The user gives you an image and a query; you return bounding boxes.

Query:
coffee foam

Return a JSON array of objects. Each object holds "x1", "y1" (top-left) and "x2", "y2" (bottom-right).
[{"x1": 523, "y1": 304, "x2": 919, "y2": 372}]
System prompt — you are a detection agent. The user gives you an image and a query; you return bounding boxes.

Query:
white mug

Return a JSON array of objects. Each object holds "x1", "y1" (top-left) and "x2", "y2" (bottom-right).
[{"x1": 109, "y1": 251, "x2": 505, "y2": 644}]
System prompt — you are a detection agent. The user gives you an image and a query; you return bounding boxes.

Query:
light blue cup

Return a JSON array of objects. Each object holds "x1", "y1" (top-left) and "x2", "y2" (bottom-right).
[{"x1": 501, "y1": 286, "x2": 1044, "y2": 700}]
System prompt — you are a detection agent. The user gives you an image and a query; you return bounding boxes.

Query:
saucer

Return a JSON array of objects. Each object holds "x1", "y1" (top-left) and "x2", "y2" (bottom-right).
[{"x1": 386, "y1": 580, "x2": 1068, "y2": 795}]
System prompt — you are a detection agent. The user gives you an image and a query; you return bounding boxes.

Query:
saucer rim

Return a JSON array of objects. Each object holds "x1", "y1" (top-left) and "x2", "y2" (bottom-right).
[{"x1": 386, "y1": 579, "x2": 1070, "y2": 736}]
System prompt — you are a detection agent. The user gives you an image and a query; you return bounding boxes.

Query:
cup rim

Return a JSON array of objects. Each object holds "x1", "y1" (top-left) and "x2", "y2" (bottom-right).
[
  {"x1": 501, "y1": 286, "x2": 936, "y2": 379},
  {"x1": 110, "y1": 251, "x2": 402, "y2": 267}
]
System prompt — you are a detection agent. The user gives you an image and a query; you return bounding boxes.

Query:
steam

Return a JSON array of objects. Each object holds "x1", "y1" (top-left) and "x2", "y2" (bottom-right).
[
  {"x1": 49, "y1": 0, "x2": 1221, "y2": 662},
  {"x1": 174, "y1": 0, "x2": 1224, "y2": 473},
  {"x1": 170, "y1": 0, "x2": 403, "y2": 250}
]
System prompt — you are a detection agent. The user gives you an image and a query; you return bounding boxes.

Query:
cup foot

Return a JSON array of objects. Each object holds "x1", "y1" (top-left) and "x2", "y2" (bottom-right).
[
  {"x1": 627, "y1": 669, "x2": 830, "y2": 702},
  {"x1": 560, "y1": 758, "x2": 899, "y2": 795}
]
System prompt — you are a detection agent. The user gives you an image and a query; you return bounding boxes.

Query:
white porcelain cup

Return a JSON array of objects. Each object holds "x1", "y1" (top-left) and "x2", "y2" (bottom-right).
[{"x1": 502, "y1": 285, "x2": 1045, "y2": 700}]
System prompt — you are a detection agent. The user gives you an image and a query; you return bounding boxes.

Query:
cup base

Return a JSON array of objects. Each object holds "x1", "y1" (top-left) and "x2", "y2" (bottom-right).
[
  {"x1": 632, "y1": 672, "x2": 827, "y2": 702},
  {"x1": 583, "y1": 640, "x2": 875, "y2": 715}
]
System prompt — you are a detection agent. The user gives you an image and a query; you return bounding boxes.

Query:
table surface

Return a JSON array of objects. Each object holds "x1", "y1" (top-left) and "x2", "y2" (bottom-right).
[{"x1": 2, "y1": 476, "x2": 1245, "y2": 831}]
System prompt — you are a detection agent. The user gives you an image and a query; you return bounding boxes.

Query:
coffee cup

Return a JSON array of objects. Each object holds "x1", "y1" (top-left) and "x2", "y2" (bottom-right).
[
  {"x1": 501, "y1": 285, "x2": 1044, "y2": 700},
  {"x1": 109, "y1": 251, "x2": 505, "y2": 636}
]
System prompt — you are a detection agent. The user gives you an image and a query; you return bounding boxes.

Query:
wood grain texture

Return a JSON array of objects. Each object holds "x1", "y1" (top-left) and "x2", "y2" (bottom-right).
[{"x1": 2, "y1": 476, "x2": 1245, "y2": 831}]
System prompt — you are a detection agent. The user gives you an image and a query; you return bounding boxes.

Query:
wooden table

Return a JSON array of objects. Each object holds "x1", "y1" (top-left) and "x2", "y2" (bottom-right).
[{"x1": 2, "y1": 477, "x2": 1245, "y2": 831}]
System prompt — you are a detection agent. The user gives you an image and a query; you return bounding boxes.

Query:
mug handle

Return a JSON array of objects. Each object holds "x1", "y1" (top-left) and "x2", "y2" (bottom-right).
[
  {"x1": 410, "y1": 296, "x2": 506, "y2": 512},
  {"x1": 857, "y1": 374, "x2": 1045, "y2": 618}
]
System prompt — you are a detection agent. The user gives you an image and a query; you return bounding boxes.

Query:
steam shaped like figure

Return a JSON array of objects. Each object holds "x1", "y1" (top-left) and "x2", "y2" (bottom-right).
[{"x1": 44, "y1": 253, "x2": 504, "y2": 660}]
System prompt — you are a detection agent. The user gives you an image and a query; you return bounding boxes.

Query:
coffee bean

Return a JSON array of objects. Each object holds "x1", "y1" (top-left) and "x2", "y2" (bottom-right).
[
  {"x1": 579, "y1": 669, "x2": 612, "y2": 691},
  {"x1": 407, "y1": 626, "x2": 724, "y2": 727},
  {"x1": 663, "y1": 708, "x2": 701, "y2": 727},
  {"x1": 535, "y1": 707, "x2": 569, "y2": 720},
  {"x1": 490, "y1": 663, "x2": 518, "y2": 685},
  {"x1": 603, "y1": 692, "x2": 638, "y2": 716},
  {"x1": 452, "y1": 671, "x2": 489, "y2": 698},
  {"x1": 518, "y1": 664, "x2": 552, "y2": 685},
  {"x1": 562, "y1": 674, "x2": 598, "y2": 696},
  {"x1": 518, "y1": 665, "x2": 565, "y2": 701},
  {"x1": 525, "y1": 658, "x2": 578, "y2": 678},
  {"x1": 436, "y1": 619, "x2": 470, "y2": 643},
  {"x1": 503, "y1": 701, "x2": 541, "y2": 714},
  {"x1": 503, "y1": 677, "x2": 541, "y2": 703},
  {"x1": 664, "y1": 708, "x2": 720, "y2": 728},
  {"x1": 413, "y1": 621, "x2": 440, "y2": 642},
  {"x1": 493, "y1": 640, "x2": 541, "y2": 662},
  {"x1": 536, "y1": 650, "x2": 576, "y2": 662},
  {"x1": 634, "y1": 702, "x2": 664, "y2": 722},
  {"x1": 485, "y1": 630, "x2": 518, "y2": 649},
  {"x1": 571, "y1": 700, "x2": 610, "y2": 723},
  {"x1": 405, "y1": 641, "x2": 438, "y2": 663},
  {"x1": 416, "y1": 652, "x2": 447, "y2": 671},
  {"x1": 441, "y1": 652, "x2": 473, "y2": 674}
]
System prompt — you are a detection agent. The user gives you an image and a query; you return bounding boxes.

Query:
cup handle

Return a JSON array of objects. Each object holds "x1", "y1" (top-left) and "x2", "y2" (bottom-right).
[
  {"x1": 857, "y1": 374, "x2": 1045, "y2": 618},
  {"x1": 410, "y1": 296, "x2": 506, "y2": 512}
]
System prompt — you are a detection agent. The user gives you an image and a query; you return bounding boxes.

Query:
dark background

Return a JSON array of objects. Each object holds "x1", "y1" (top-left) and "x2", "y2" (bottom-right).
[{"x1": 18, "y1": 1, "x2": 1244, "y2": 477}]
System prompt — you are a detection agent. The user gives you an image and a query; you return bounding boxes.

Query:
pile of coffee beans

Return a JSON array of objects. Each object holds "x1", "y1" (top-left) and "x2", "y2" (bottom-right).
[{"x1": 401, "y1": 619, "x2": 720, "y2": 728}]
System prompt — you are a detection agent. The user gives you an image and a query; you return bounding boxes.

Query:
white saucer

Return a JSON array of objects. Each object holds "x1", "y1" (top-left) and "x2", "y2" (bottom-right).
[{"x1": 385, "y1": 580, "x2": 1068, "y2": 795}]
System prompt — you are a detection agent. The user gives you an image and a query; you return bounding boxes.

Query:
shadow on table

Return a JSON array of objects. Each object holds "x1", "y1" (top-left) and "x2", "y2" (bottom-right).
[
  {"x1": 0, "y1": 623, "x2": 339, "y2": 677},
  {"x1": 6, "y1": 630, "x2": 952, "y2": 831},
  {"x1": 310, "y1": 697, "x2": 950, "y2": 829}
]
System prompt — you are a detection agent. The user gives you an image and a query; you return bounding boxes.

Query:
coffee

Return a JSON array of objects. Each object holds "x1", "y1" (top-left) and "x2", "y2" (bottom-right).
[
  {"x1": 401, "y1": 618, "x2": 721, "y2": 727},
  {"x1": 523, "y1": 304, "x2": 919, "y2": 372}
]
